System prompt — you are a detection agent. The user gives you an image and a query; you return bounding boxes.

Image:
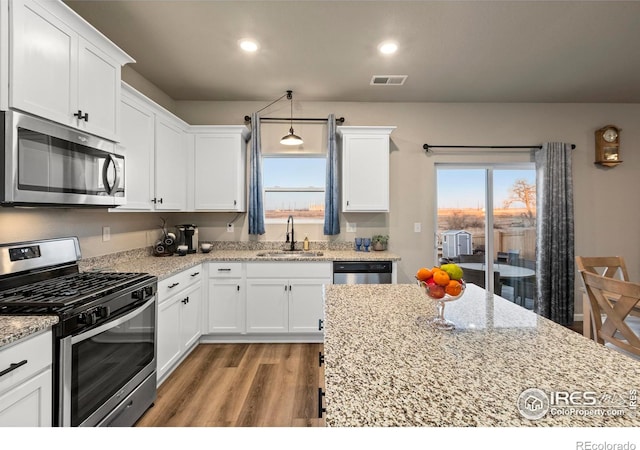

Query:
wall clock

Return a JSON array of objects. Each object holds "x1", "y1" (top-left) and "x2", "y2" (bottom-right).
[{"x1": 595, "y1": 125, "x2": 621, "y2": 167}]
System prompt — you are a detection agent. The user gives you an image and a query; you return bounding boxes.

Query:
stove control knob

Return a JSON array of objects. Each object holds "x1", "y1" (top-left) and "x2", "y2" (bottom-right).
[
  {"x1": 144, "y1": 286, "x2": 154, "y2": 297},
  {"x1": 132, "y1": 289, "x2": 145, "y2": 300},
  {"x1": 79, "y1": 311, "x2": 97, "y2": 326},
  {"x1": 98, "y1": 306, "x2": 110, "y2": 319}
]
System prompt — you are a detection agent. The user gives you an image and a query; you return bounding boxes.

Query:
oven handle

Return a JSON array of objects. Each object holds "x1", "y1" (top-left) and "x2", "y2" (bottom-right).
[{"x1": 70, "y1": 296, "x2": 156, "y2": 345}]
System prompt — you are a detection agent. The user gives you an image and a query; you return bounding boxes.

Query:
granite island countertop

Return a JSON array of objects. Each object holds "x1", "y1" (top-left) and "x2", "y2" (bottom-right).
[{"x1": 322, "y1": 283, "x2": 640, "y2": 427}]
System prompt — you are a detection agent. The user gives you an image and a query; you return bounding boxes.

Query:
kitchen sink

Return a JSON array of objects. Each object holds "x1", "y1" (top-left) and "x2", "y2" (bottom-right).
[{"x1": 255, "y1": 250, "x2": 324, "y2": 258}]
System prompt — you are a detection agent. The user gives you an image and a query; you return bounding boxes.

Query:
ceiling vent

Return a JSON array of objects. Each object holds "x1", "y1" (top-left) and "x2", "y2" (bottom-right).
[{"x1": 370, "y1": 75, "x2": 407, "y2": 86}]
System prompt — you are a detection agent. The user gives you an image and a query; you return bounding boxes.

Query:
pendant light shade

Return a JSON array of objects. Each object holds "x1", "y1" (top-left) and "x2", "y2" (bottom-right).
[
  {"x1": 280, "y1": 127, "x2": 304, "y2": 146},
  {"x1": 280, "y1": 90, "x2": 303, "y2": 146}
]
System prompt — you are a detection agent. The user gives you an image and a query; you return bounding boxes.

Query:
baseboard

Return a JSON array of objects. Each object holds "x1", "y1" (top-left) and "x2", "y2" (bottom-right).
[{"x1": 199, "y1": 333, "x2": 323, "y2": 344}]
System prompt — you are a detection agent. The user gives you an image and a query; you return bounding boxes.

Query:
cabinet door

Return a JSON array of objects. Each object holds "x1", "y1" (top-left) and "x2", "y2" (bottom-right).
[
  {"x1": 342, "y1": 134, "x2": 389, "y2": 212},
  {"x1": 246, "y1": 279, "x2": 288, "y2": 333},
  {"x1": 208, "y1": 279, "x2": 244, "y2": 333},
  {"x1": 10, "y1": 0, "x2": 76, "y2": 127},
  {"x1": 117, "y1": 95, "x2": 155, "y2": 210},
  {"x1": 157, "y1": 296, "x2": 181, "y2": 381},
  {"x1": 155, "y1": 117, "x2": 187, "y2": 210},
  {"x1": 288, "y1": 278, "x2": 330, "y2": 333},
  {"x1": 0, "y1": 369, "x2": 52, "y2": 426},
  {"x1": 77, "y1": 37, "x2": 119, "y2": 141},
  {"x1": 194, "y1": 134, "x2": 245, "y2": 211},
  {"x1": 180, "y1": 283, "x2": 202, "y2": 350}
]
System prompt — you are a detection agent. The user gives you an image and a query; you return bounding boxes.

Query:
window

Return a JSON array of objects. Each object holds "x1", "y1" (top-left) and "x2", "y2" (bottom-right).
[
  {"x1": 436, "y1": 163, "x2": 537, "y2": 309},
  {"x1": 263, "y1": 155, "x2": 326, "y2": 221}
]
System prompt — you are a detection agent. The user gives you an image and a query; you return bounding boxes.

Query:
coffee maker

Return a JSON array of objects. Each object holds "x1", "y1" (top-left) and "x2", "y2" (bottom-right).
[{"x1": 176, "y1": 224, "x2": 198, "y2": 254}]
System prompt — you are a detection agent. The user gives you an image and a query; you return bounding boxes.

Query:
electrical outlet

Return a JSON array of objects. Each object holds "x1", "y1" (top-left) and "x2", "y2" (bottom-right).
[
  {"x1": 102, "y1": 226, "x2": 111, "y2": 242},
  {"x1": 227, "y1": 223, "x2": 234, "y2": 233},
  {"x1": 414, "y1": 222, "x2": 421, "y2": 233},
  {"x1": 346, "y1": 222, "x2": 356, "y2": 233}
]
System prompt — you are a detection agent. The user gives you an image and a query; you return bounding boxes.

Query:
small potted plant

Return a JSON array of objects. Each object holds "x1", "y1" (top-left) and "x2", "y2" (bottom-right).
[{"x1": 371, "y1": 235, "x2": 389, "y2": 251}]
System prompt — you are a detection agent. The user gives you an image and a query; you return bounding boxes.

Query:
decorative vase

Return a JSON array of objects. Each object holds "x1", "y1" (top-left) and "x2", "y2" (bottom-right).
[{"x1": 373, "y1": 242, "x2": 386, "y2": 251}]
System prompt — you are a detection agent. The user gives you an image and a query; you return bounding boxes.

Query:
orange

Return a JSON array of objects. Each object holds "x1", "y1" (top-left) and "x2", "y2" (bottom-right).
[
  {"x1": 433, "y1": 270, "x2": 450, "y2": 286},
  {"x1": 416, "y1": 267, "x2": 432, "y2": 281},
  {"x1": 445, "y1": 280, "x2": 462, "y2": 296}
]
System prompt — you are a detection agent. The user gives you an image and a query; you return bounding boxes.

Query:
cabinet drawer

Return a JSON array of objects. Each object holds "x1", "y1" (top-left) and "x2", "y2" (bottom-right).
[
  {"x1": 209, "y1": 262, "x2": 242, "y2": 278},
  {"x1": 0, "y1": 331, "x2": 52, "y2": 395},
  {"x1": 158, "y1": 264, "x2": 203, "y2": 302},
  {"x1": 246, "y1": 262, "x2": 331, "y2": 279}
]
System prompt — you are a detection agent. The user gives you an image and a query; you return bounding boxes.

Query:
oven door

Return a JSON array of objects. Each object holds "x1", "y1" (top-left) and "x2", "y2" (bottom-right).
[{"x1": 59, "y1": 296, "x2": 156, "y2": 427}]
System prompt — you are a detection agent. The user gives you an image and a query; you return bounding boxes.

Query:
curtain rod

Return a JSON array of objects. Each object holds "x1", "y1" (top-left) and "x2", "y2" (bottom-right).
[
  {"x1": 244, "y1": 115, "x2": 345, "y2": 123},
  {"x1": 423, "y1": 143, "x2": 576, "y2": 152}
]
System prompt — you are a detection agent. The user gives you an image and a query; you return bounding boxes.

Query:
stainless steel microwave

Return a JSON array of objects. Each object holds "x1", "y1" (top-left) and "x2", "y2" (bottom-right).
[{"x1": 0, "y1": 110, "x2": 125, "y2": 207}]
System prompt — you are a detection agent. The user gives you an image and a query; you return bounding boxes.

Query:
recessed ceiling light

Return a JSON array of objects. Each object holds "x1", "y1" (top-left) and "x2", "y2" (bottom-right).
[
  {"x1": 378, "y1": 41, "x2": 398, "y2": 55},
  {"x1": 239, "y1": 39, "x2": 259, "y2": 52}
]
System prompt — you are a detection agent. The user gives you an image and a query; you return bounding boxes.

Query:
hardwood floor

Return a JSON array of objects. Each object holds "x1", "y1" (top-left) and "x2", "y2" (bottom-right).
[{"x1": 136, "y1": 343, "x2": 324, "y2": 427}]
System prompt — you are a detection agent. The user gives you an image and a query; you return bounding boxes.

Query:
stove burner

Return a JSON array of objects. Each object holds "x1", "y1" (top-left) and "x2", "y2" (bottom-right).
[{"x1": 0, "y1": 272, "x2": 151, "y2": 311}]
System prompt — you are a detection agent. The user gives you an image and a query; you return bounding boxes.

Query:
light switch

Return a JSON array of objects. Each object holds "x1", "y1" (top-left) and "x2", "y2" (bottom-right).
[
  {"x1": 102, "y1": 226, "x2": 111, "y2": 242},
  {"x1": 414, "y1": 223, "x2": 421, "y2": 233},
  {"x1": 227, "y1": 223, "x2": 234, "y2": 233},
  {"x1": 346, "y1": 222, "x2": 356, "y2": 233}
]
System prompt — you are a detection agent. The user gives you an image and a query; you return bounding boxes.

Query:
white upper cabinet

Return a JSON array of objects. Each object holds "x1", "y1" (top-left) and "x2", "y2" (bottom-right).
[
  {"x1": 191, "y1": 126, "x2": 249, "y2": 211},
  {"x1": 155, "y1": 114, "x2": 188, "y2": 210},
  {"x1": 117, "y1": 83, "x2": 188, "y2": 212},
  {"x1": 8, "y1": 0, "x2": 133, "y2": 141},
  {"x1": 118, "y1": 86, "x2": 155, "y2": 210},
  {"x1": 338, "y1": 126, "x2": 395, "y2": 212}
]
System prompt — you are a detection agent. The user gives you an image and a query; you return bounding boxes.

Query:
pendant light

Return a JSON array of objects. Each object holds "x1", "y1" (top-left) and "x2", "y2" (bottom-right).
[{"x1": 280, "y1": 90, "x2": 303, "y2": 146}]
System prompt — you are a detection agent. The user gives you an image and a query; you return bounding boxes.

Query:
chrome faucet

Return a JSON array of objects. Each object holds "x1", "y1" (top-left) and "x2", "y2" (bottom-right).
[{"x1": 286, "y1": 215, "x2": 295, "y2": 251}]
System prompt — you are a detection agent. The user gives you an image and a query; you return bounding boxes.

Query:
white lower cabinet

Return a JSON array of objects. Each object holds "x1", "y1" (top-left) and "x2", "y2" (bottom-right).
[
  {"x1": 208, "y1": 262, "x2": 245, "y2": 334},
  {"x1": 245, "y1": 262, "x2": 331, "y2": 335},
  {"x1": 157, "y1": 266, "x2": 202, "y2": 383},
  {"x1": 246, "y1": 279, "x2": 289, "y2": 333},
  {"x1": 0, "y1": 330, "x2": 52, "y2": 427}
]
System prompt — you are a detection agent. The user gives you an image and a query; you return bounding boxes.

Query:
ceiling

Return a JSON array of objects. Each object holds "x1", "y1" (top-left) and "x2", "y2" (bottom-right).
[{"x1": 63, "y1": 1, "x2": 640, "y2": 103}]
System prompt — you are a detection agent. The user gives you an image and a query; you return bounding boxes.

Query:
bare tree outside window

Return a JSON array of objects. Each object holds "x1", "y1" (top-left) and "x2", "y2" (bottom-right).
[{"x1": 503, "y1": 179, "x2": 536, "y2": 226}]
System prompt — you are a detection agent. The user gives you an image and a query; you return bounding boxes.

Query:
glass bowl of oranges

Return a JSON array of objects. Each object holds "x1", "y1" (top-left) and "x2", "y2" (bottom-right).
[{"x1": 416, "y1": 264, "x2": 465, "y2": 330}]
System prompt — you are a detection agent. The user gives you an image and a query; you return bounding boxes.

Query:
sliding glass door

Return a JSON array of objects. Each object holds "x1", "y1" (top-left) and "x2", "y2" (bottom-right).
[{"x1": 435, "y1": 164, "x2": 536, "y2": 309}]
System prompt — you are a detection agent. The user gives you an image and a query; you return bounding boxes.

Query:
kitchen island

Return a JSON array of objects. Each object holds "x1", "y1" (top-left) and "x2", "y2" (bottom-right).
[{"x1": 323, "y1": 283, "x2": 640, "y2": 426}]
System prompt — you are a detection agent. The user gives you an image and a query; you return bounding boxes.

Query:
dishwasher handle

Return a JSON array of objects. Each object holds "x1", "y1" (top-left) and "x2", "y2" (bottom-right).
[{"x1": 332, "y1": 261, "x2": 392, "y2": 273}]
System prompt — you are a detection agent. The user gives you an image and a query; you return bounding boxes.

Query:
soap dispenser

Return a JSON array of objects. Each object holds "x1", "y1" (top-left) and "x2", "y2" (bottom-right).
[{"x1": 303, "y1": 236, "x2": 310, "y2": 251}]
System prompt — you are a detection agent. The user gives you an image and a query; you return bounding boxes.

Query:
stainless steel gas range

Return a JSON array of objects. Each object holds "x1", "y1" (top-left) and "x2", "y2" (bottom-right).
[{"x1": 0, "y1": 237, "x2": 157, "y2": 427}]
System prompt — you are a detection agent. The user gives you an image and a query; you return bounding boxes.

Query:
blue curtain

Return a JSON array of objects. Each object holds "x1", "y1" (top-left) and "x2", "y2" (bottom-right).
[
  {"x1": 248, "y1": 112, "x2": 265, "y2": 235},
  {"x1": 324, "y1": 114, "x2": 340, "y2": 235},
  {"x1": 535, "y1": 142, "x2": 574, "y2": 324}
]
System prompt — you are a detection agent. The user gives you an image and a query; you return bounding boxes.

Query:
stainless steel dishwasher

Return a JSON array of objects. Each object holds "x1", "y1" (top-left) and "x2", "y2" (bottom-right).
[{"x1": 333, "y1": 261, "x2": 393, "y2": 284}]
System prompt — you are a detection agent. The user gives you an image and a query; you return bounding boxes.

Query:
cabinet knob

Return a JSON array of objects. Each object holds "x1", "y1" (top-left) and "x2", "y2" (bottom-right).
[
  {"x1": 73, "y1": 110, "x2": 88, "y2": 121},
  {"x1": 168, "y1": 282, "x2": 180, "y2": 289},
  {"x1": 318, "y1": 352, "x2": 325, "y2": 367},
  {"x1": 191, "y1": 272, "x2": 200, "y2": 277}
]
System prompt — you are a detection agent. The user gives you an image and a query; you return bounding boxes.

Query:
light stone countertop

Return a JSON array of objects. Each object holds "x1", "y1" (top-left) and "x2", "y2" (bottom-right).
[
  {"x1": 0, "y1": 316, "x2": 58, "y2": 348},
  {"x1": 79, "y1": 247, "x2": 401, "y2": 280},
  {"x1": 323, "y1": 283, "x2": 640, "y2": 427}
]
